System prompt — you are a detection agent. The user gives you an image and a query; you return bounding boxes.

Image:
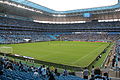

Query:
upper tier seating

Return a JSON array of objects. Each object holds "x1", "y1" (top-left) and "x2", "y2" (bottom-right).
[{"x1": 0, "y1": 16, "x2": 120, "y2": 30}]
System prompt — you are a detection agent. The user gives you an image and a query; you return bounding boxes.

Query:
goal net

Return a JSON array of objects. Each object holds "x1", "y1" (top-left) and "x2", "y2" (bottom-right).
[{"x1": 0, "y1": 46, "x2": 13, "y2": 53}]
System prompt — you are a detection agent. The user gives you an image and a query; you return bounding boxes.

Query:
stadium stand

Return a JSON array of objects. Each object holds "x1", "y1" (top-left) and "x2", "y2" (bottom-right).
[
  {"x1": 0, "y1": 16, "x2": 120, "y2": 43},
  {"x1": 59, "y1": 32, "x2": 120, "y2": 41},
  {"x1": 0, "y1": 56, "x2": 84, "y2": 80},
  {"x1": 0, "y1": 0, "x2": 120, "y2": 80}
]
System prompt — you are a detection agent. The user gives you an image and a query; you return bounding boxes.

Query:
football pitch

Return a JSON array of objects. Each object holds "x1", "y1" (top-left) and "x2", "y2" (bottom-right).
[{"x1": 0, "y1": 41, "x2": 110, "y2": 67}]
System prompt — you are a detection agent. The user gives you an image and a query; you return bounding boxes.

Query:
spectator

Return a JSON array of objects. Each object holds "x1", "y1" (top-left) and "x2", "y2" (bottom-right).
[
  {"x1": 33, "y1": 70, "x2": 39, "y2": 79},
  {"x1": 103, "y1": 73, "x2": 111, "y2": 80},
  {"x1": 54, "y1": 68, "x2": 58, "y2": 75},
  {"x1": 48, "y1": 72, "x2": 56, "y2": 80},
  {"x1": 83, "y1": 67, "x2": 89, "y2": 79},
  {"x1": 63, "y1": 69, "x2": 68, "y2": 76},
  {"x1": 6, "y1": 62, "x2": 14, "y2": 70},
  {"x1": 112, "y1": 58, "x2": 115, "y2": 67},
  {"x1": 102, "y1": 66, "x2": 109, "y2": 76},
  {"x1": 28, "y1": 66, "x2": 32, "y2": 72},
  {"x1": 90, "y1": 68, "x2": 105, "y2": 80},
  {"x1": 0, "y1": 61, "x2": 4, "y2": 75},
  {"x1": 55, "y1": 68, "x2": 60, "y2": 76},
  {"x1": 46, "y1": 67, "x2": 51, "y2": 76},
  {"x1": 41, "y1": 65, "x2": 47, "y2": 78},
  {"x1": 38, "y1": 65, "x2": 42, "y2": 74},
  {"x1": 50, "y1": 66, "x2": 55, "y2": 72},
  {"x1": 31, "y1": 66, "x2": 35, "y2": 72},
  {"x1": 91, "y1": 66, "x2": 95, "y2": 77}
]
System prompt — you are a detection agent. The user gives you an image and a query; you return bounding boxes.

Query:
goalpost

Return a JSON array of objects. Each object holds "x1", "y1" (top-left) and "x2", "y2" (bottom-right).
[{"x1": 0, "y1": 46, "x2": 13, "y2": 54}]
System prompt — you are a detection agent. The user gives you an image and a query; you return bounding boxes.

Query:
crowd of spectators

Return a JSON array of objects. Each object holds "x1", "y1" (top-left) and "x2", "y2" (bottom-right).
[
  {"x1": 0, "y1": 31, "x2": 120, "y2": 44},
  {"x1": 0, "y1": 56, "x2": 112, "y2": 80},
  {"x1": 60, "y1": 33, "x2": 120, "y2": 41},
  {"x1": 0, "y1": 16, "x2": 120, "y2": 31},
  {"x1": 82, "y1": 66, "x2": 111, "y2": 80},
  {"x1": 0, "y1": 56, "x2": 83, "y2": 80},
  {"x1": 0, "y1": 16, "x2": 120, "y2": 44},
  {"x1": 0, "y1": 30, "x2": 57, "y2": 44}
]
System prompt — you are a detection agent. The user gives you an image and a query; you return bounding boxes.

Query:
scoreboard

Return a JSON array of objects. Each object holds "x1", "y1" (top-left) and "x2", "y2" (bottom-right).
[{"x1": 83, "y1": 13, "x2": 92, "y2": 18}]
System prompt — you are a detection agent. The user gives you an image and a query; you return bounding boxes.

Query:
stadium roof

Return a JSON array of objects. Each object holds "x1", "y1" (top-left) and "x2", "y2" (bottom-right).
[
  {"x1": 28, "y1": 0, "x2": 118, "y2": 11},
  {"x1": 10, "y1": 0, "x2": 120, "y2": 14}
]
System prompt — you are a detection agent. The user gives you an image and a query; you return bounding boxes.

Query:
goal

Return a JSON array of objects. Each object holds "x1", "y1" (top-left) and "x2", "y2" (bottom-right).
[{"x1": 0, "y1": 46, "x2": 13, "y2": 53}]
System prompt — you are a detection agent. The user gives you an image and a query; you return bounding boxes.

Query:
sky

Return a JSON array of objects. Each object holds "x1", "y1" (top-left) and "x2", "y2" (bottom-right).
[{"x1": 28, "y1": 0, "x2": 118, "y2": 11}]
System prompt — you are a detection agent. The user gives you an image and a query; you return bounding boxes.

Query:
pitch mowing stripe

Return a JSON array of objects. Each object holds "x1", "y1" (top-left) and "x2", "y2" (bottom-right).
[
  {"x1": 71, "y1": 44, "x2": 107, "y2": 65},
  {"x1": 35, "y1": 43, "x2": 107, "y2": 67}
]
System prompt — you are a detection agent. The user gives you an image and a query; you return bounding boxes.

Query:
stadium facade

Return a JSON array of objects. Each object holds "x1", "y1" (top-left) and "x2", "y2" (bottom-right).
[{"x1": 0, "y1": 0, "x2": 120, "y2": 43}]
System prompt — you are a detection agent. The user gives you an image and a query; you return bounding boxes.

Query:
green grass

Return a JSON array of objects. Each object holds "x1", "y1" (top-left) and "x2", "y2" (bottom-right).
[
  {"x1": 0, "y1": 41, "x2": 110, "y2": 67},
  {"x1": 93, "y1": 43, "x2": 113, "y2": 67}
]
